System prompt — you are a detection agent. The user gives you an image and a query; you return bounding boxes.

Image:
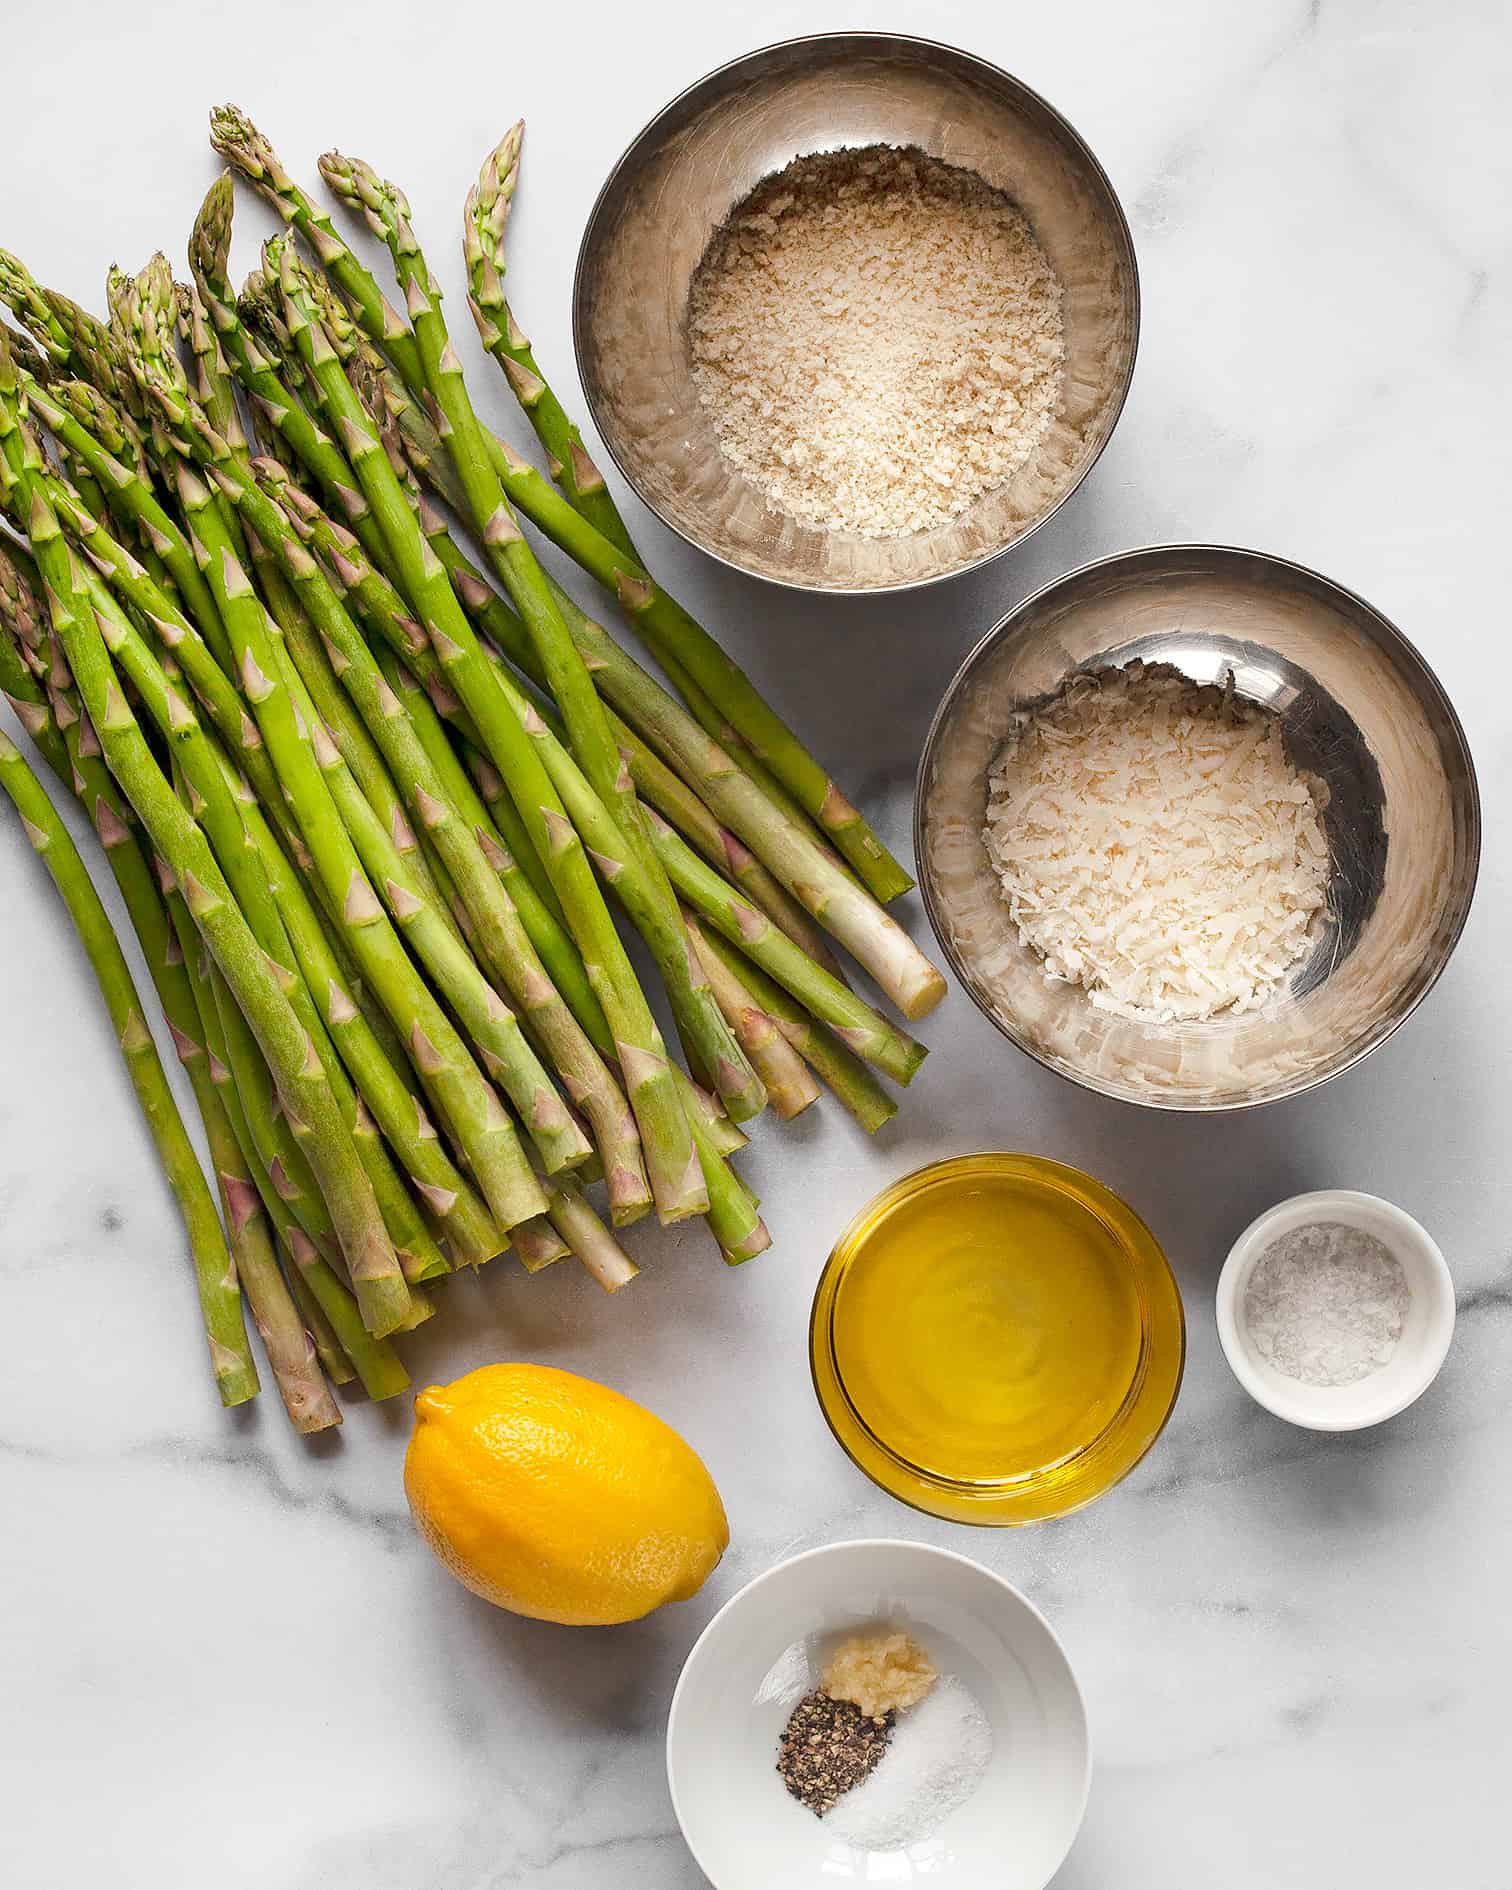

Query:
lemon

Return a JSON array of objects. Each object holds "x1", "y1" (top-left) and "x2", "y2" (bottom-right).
[{"x1": 404, "y1": 1362, "x2": 729, "y2": 1625}]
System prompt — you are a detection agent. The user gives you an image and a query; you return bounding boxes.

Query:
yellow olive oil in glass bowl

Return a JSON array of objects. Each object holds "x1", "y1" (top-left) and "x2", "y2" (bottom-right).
[{"x1": 810, "y1": 1154, "x2": 1185, "y2": 1524}]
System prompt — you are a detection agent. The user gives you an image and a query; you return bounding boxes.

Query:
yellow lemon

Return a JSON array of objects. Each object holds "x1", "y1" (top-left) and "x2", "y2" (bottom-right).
[{"x1": 404, "y1": 1362, "x2": 729, "y2": 1625}]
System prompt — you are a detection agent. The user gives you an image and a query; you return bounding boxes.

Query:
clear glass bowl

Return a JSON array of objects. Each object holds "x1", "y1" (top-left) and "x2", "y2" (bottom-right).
[{"x1": 809, "y1": 1153, "x2": 1185, "y2": 1524}]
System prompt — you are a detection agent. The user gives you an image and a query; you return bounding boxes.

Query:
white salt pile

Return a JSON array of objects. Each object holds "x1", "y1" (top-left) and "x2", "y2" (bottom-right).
[{"x1": 826, "y1": 1674, "x2": 993, "y2": 1849}]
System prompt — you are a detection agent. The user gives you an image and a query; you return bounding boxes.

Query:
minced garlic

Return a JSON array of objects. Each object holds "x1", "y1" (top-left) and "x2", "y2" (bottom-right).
[{"x1": 822, "y1": 1629, "x2": 937, "y2": 1719}]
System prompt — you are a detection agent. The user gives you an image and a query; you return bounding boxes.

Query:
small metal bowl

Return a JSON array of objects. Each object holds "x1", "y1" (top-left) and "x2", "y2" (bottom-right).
[
  {"x1": 573, "y1": 33, "x2": 1139, "y2": 594},
  {"x1": 915, "y1": 546, "x2": 1481, "y2": 1111}
]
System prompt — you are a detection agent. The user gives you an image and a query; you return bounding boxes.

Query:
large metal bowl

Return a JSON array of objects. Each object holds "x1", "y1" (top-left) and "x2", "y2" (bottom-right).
[
  {"x1": 573, "y1": 33, "x2": 1138, "y2": 594},
  {"x1": 915, "y1": 546, "x2": 1480, "y2": 1110}
]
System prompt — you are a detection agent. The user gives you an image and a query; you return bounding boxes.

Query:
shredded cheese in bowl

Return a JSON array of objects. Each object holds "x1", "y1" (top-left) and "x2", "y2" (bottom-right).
[{"x1": 983, "y1": 663, "x2": 1330, "y2": 1022}]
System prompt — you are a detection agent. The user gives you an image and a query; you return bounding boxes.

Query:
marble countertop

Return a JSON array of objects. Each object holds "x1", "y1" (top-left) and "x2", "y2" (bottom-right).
[{"x1": 3, "y1": 1, "x2": 1508, "y2": 1885}]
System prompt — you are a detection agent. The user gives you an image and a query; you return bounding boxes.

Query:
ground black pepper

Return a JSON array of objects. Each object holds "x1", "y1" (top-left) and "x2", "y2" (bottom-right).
[{"x1": 776, "y1": 1689, "x2": 894, "y2": 1816}]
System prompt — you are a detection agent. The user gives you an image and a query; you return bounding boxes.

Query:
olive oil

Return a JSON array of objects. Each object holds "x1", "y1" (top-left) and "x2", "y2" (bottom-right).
[{"x1": 811, "y1": 1155, "x2": 1185, "y2": 1523}]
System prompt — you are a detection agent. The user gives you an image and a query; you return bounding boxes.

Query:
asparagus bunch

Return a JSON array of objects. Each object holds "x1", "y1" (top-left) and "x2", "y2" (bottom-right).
[
  {"x1": 0, "y1": 699, "x2": 264, "y2": 1413},
  {"x1": 0, "y1": 107, "x2": 945, "y2": 1430}
]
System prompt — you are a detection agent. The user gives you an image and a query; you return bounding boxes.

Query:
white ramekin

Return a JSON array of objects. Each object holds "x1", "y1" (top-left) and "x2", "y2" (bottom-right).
[{"x1": 1215, "y1": 1189, "x2": 1455, "y2": 1431}]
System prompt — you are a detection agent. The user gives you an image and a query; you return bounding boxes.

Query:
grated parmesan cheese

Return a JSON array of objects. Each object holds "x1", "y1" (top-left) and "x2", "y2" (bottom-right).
[{"x1": 982, "y1": 663, "x2": 1330, "y2": 1022}]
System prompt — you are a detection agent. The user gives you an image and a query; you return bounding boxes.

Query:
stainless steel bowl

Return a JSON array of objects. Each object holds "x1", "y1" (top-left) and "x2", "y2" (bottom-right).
[
  {"x1": 915, "y1": 546, "x2": 1480, "y2": 1110},
  {"x1": 573, "y1": 33, "x2": 1139, "y2": 594}
]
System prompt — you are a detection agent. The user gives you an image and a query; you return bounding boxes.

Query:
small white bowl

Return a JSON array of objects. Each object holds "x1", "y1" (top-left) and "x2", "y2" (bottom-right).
[
  {"x1": 666, "y1": 1539, "x2": 1089, "y2": 1890},
  {"x1": 1216, "y1": 1189, "x2": 1455, "y2": 1430}
]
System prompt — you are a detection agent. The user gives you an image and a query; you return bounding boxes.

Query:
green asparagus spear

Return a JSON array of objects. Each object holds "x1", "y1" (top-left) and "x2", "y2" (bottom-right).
[
  {"x1": 464, "y1": 124, "x2": 633, "y2": 557},
  {"x1": 318, "y1": 149, "x2": 764, "y2": 1126},
  {"x1": 0, "y1": 341, "x2": 408, "y2": 1337},
  {"x1": 267, "y1": 238, "x2": 705, "y2": 1227},
  {"x1": 208, "y1": 106, "x2": 914, "y2": 906},
  {"x1": 0, "y1": 725, "x2": 259, "y2": 1407}
]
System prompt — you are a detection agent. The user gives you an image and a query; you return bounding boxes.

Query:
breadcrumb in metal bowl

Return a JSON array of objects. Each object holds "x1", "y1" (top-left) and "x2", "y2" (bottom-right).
[
  {"x1": 573, "y1": 32, "x2": 1139, "y2": 594},
  {"x1": 687, "y1": 146, "x2": 1065, "y2": 541}
]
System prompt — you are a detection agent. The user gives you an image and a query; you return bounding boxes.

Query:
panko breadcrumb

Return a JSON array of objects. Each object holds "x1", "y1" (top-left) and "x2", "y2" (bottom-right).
[{"x1": 688, "y1": 146, "x2": 1063, "y2": 538}]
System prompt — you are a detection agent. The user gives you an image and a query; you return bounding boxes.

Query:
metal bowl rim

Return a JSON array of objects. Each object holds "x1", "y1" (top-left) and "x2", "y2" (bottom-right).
[
  {"x1": 570, "y1": 29, "x2": 1142, "y2": 598},
  {"x1": 913, "y1": 540, "x2": 1484, "y2": 1114}
]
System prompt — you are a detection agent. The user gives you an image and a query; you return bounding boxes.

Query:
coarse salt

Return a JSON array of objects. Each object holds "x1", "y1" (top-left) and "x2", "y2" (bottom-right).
[{"x1": 1244, "y1": 1221, "x2": 1410, "y2": 1386}]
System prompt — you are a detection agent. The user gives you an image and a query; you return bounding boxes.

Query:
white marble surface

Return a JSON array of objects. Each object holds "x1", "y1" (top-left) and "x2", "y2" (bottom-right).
[{"x1": 3, "y1": 1, "x2": 1509, "y2": 1884}]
